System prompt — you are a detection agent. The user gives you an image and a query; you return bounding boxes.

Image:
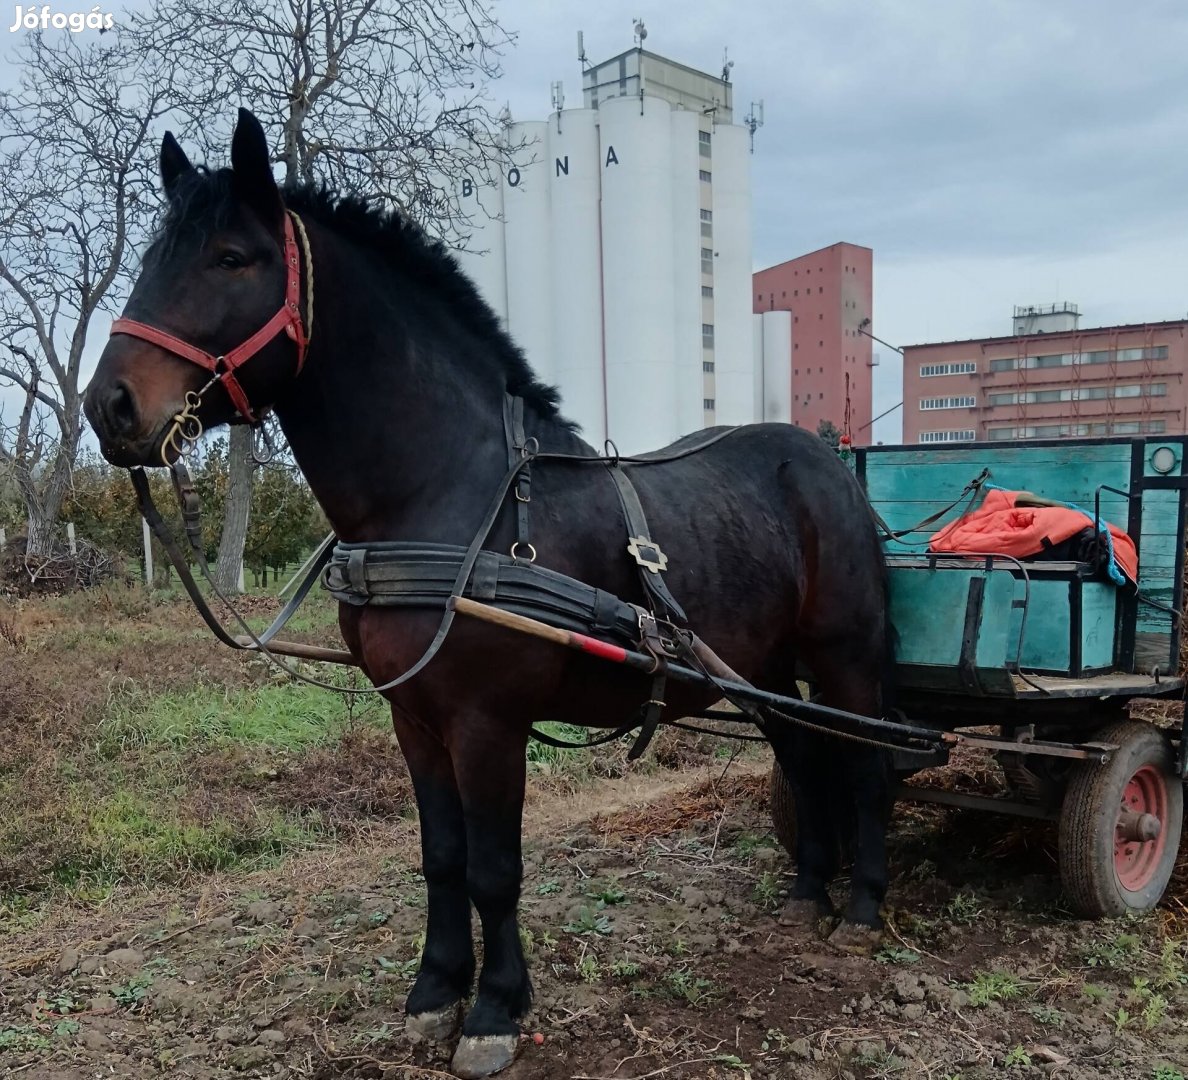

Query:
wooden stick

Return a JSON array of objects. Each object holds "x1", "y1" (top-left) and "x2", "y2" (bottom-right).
[
  {"x1": 449, "y1": 596, "x2": 652, "y2": 670},
  {"x1": 233, "y1": 635, "x2": 357, "y2": 666}
]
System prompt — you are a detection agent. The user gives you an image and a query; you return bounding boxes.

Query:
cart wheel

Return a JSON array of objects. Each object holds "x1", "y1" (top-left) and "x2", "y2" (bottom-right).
[
  {"x1": 770, "y1": 759, "x2": 797, "y2": 858},
  {"x1": 1059, "y1": 721, "x2": 1183, "y2": 917}
]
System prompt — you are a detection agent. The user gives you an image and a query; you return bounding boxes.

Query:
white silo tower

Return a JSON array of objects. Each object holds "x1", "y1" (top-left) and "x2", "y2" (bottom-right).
[
  {"x1": 599, "y1": 94, "x2": 679, "y2": 454},
  {"x1": 501, "y1": 121, "x2": 556, "y2": 383},
  {"x1": 452, "y1": 153, "x2": 508, "y2": 326},
  {"x1": 669, "y1": 108, "x2": 705, "y2": 438},
  {"x1": 708, "y1": 122, "x2": 754, "y2": 426},
  {"x1": 546, "y1": 108, "x2": 606, "y2": 441}
]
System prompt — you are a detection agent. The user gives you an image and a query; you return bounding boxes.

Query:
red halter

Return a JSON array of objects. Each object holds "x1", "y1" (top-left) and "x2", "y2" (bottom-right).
[{"x1": 110, "y1": 211, "x2": 309, "y2": 424}]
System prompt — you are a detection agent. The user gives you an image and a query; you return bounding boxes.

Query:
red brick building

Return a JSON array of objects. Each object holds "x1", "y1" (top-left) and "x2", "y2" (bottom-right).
[
  {"x1": 752, "y1": 242, "x2": 874, "y2": 444},
  {"x1": 901, "y1": 305, "x2": 1188, "y2": 445}
]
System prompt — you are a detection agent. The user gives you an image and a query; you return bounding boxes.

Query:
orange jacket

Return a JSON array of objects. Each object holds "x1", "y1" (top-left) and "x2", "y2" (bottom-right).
[{"x1": 929, "y1": 488, "x2": 1137, "y2": 582}]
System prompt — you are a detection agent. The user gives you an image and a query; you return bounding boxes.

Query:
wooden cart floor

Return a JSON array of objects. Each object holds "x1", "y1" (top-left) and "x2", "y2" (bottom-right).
[{"x1": 1011, "y1": 671, "x2": 1184, "y2": 699}]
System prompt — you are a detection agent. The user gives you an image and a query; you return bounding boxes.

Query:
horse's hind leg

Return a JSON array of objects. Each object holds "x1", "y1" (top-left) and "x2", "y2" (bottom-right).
[
  {"x1": 802, "y1": 645, "x2": 893, "y2": 948},
  {"x1": 449, "y1": 719, "x2": 531, "y2": 1079},
  {"x1": 768, "y1": 724, "x2": 841, "y2": 925},
  {"x1": 391, "y1": 711, "x2": 474, "y2": 1043}
]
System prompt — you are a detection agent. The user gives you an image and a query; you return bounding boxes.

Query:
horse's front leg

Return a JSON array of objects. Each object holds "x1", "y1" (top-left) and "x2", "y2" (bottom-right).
[
  {"x1": 449, "y1": 717, "x2": 531, "y2": 1079},
  {"x1": 391, "y1": 708, "x2": 474, "y2": 1043}
]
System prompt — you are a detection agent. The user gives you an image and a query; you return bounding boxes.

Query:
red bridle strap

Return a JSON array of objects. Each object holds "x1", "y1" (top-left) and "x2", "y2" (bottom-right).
[{"x1": 110, "y1": 211, "x2": 309, "y2": 424}]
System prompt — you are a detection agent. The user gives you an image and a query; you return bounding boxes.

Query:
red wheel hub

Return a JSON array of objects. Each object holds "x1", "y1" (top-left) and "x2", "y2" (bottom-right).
[{"x1": 1114, "y1": 764, "x2": 1169, "y2": 891}]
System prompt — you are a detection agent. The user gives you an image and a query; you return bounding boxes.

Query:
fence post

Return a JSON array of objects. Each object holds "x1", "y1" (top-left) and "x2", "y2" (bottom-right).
[
  {"x1": 0, "y1": 527, "x2": 6, "y2": 549},
  {"x1": 66, "y1": 521, "x2": 77, "y2": 556},
  {"x1": 142, "y1": 518, "x2": 154, "y2": 586}
]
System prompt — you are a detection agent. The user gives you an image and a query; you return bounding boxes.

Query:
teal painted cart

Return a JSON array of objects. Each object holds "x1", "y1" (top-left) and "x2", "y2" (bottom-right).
[{"x1": 772, "y1": 436, "x2": 1187, "y2": 917}]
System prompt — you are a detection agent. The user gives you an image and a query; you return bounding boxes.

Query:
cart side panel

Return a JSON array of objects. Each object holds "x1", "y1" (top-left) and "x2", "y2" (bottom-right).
[
  {"x1": 862, "y1": 443, "x2": 1134, "y2": 540},
  {"x1": 1135, "y1": 486, "x2": 1181, "y2": 674},
  {"x1": 888, "y1": 564, "x2": 1016, "y2": 695}
]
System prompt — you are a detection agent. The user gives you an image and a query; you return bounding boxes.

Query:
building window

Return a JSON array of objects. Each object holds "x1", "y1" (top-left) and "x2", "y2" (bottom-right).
[
  {"x1": 701, "y1": 323, "x2": 714, "y2": 345},
  {"x1": 987, "y1": 428, "x2": 1015, "y2": 441},
  {"x1": 920, "y1": 396, "x2": 976, "y2": 410},
  {"x1": 920, "y1": 430, "x2": 976, "y2": 443},
  {"x1": 703, "y1": 361, "x2": 715, "y2": 373},
  {"x1": 700, "y1": 209, "x2": 712, "y2": 222},
  {"x1": 699, "y1": 169, "x2": 712, "y2": 183},
  {"x1": 699, "y1": 130, "x2": 711, "y2": 144},
  {"x1": 920, "y1": 362, "x2": 977, "y2": 377},
  {"x1": 701, "y1": 223, "x2": 713, "y2": 238},
  {"x1": 701, "y1": 285, "x2": 713, "y2": 297},
  {"x1": 703, "y1": 398, "x2": 715, "y2": 410},
  {"x1": 701, "y1": 247, "x2": 714, "y2": 274},
  {"x1": 990, "y1": 358, "x2": 1017, "y2": 372}
]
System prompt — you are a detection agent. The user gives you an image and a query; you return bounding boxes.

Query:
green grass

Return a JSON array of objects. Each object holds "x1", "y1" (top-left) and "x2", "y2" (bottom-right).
[
  {"x1": 966, "y1": 970, "x2": 1027, "y2": 1007},
  {"x1": 99, "y1": 680, "x2": 385, "y2": 753},
  {"x1": 61, "y1": 788, "x2": 320, "y2": 888}
]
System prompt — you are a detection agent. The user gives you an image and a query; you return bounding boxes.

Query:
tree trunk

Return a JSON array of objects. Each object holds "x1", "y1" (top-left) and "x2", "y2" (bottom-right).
[
  {"x1": 214, "y1": 425, "x2": 254, "y2": 593},
  {"x1": 19, "y1": 435, "x2": 76, "y2": 558}
]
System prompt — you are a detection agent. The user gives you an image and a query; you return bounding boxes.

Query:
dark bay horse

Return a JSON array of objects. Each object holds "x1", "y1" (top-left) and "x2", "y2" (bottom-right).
[{"x1": 84, "y1": 110, "x2": 894, "y2": 1079}]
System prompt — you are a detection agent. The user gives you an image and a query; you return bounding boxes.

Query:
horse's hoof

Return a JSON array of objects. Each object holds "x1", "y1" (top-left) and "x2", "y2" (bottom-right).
[
  {"x1": 405, "y1": 1001, "x2": 462, "y2": 1044},
  {"x1": 827, "y1": 920, "x2": 883, "y2": 956},
  {"x1": 777, "y1": 898, "x2": 831, "y2": 928},
  {"x1": 451, "y1": 1033, "x2": 519, "y2": 1079}
]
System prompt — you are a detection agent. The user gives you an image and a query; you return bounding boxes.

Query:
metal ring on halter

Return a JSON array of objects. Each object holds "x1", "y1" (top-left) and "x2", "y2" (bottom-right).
[
  {"x1": 510, "y1": 541, "x2": 537, "y2": 563},
  {"x1": 160, "y1": 389, "x2": 207, "y2": 467},
  {"x1": 514, "y1": 487, "x2": 531, "y2": 503},
  {"x1": 519, "y1": 436, "x2": 539, "y2": 459},
  {"x1": 251, "y1": 421, "x2": 276, "y2": 466},
  {"x1": 603, "y1": 438, "x2": 620, "y2": 466}
]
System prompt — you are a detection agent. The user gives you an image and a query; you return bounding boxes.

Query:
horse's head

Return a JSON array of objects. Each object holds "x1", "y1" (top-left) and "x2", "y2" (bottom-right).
[{"x1": 85, "y1": 109, "x2": 308, "y2": 467}]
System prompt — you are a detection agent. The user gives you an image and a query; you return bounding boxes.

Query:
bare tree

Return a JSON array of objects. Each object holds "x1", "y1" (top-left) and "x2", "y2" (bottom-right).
[
  {"x1": 130, "y1": 0, "x2": 519, "y2": 591},
  {"x1": 0, "y1": 35, "x2": 181, "y2": 557}
]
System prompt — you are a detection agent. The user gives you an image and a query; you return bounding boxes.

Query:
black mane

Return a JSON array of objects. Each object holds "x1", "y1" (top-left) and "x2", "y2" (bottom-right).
[{"x1": 152, "y1": 169, "x2": 571, "y2": 426}]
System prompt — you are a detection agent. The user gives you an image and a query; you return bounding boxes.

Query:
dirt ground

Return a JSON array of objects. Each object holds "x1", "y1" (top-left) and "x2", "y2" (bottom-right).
[{"x1": 3, "y1": 755, "x2": 1188, "y2": 1080}]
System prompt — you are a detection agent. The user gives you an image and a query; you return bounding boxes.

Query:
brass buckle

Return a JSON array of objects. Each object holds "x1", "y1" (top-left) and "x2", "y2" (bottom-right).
[{"x1": 627, "y1": 536, "x2": 668, "y2": 574}]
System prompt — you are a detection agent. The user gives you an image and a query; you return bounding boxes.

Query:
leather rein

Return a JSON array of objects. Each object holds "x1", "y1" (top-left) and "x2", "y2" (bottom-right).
[{"x1": 110, "y1": 210, "x2": 313, "y2": 453}]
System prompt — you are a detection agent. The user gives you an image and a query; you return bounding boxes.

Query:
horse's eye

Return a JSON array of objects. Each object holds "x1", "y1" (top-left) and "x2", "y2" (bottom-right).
[{"x1": 217, "y1": 251, "x2": 246, "y2": 270}]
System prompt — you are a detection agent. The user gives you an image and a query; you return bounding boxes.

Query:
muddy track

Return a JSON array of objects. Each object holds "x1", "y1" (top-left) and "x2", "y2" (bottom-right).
[{"x1": 2, "y1": 760, "x2": 1187, "y2": 1080}]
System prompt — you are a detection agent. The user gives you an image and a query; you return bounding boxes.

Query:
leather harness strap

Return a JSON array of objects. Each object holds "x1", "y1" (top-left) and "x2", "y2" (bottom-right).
[{"x1": 503, "y1": 393, "x2": 534, "y2": 559}]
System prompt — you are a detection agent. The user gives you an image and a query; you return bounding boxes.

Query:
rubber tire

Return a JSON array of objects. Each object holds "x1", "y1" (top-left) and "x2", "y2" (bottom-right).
[
  {"x1": 770, "y1": 758, "x2": 798, "y2": 859},
  {"x1": 1058, "y1": 720, "x2": 1183, "y2": 918}
]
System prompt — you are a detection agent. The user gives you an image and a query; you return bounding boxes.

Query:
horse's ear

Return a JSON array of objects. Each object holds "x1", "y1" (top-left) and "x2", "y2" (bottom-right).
[
  {"x1": 160, "y1": 131, "x2": 192, "y2": 196},
  {"x1": 230, "y1": 108, "x2": 282, "y2": 224}
]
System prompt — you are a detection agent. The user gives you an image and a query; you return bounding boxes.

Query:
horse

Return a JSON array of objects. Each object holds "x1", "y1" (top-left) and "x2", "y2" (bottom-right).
[{"x1": 84, "y1": 109, "x2": 895, "y2": 1079}]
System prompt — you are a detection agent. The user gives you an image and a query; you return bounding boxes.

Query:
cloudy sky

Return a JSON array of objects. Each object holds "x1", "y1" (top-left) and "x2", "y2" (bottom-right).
[{"x1": 4, "y1": 0, "x2": 1188, "y2": 442}]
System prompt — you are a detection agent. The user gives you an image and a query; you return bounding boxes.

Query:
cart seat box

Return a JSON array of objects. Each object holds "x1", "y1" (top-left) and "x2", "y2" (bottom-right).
[{"x1": 856, "y1": 437, "x2": 1188, "y2": 696}]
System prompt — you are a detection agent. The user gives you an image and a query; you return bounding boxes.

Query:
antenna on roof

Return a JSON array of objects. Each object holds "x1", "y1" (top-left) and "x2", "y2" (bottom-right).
[
  {"x1": 721, "y1": 48, "x2": 734, "y2": 83},
  {"x1": 633, "y1": 19, "x2": 647, "y2": 46},
  {"x1": 577, "y1": 30, "x2": 588, "y2": 70},
  {"x1": 550, "y1": 81, "x2": 565, "y2": 113},
  {"x1": 744, "y1": 99, "x2": 765, "y2": 153}
]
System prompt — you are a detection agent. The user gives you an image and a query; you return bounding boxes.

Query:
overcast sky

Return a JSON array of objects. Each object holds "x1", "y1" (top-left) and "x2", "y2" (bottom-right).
[{"x1": 5, "y1": 0, "x2": 1188, "y2": 442}]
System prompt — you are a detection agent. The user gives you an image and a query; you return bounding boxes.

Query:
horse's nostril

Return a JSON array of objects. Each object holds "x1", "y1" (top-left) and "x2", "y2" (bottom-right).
[{"x1": 106, "y1": 381, "x2": 138, "y2": 436}]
